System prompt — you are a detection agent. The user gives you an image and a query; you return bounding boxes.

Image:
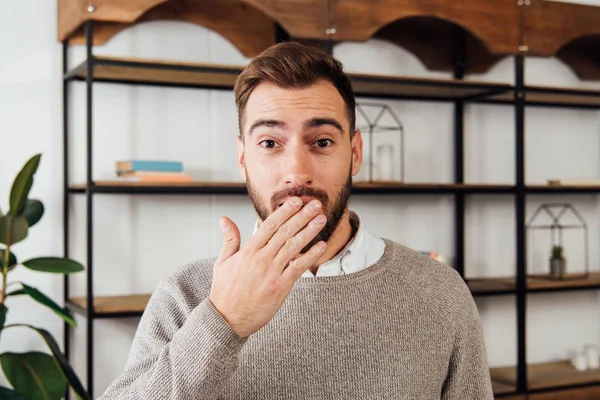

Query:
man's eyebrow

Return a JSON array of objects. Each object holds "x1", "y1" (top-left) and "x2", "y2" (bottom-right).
[
  {"x1": 247, "y1": 119, "x2": 286, "y2": 136},
  {"x1": 303, "y1": 117, "x2": 344, "y2": 134}
]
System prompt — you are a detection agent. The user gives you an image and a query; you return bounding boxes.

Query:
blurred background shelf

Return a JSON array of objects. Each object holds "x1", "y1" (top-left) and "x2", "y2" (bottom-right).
[
  {"x1": 67, "y1": 294, "x2": 150, "y2": 319},
  {"x1": 491, "y1": 360, "x2": 600, "y2": 393},
  {"x1": 65, "y1": 56, "x2": 600, "y2": 109},
  {"x1": 467, "y1": 272, "x2": 600, "y2": 296},
  {"x1": 69, "y1": 181, "x2": 516, "y2": 195}
]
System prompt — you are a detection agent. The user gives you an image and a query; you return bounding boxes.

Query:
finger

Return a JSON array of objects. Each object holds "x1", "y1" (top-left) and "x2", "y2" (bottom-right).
[
  {"x1": 246, "y1": 196, "x2": 303, "y2": 249},
  {"x1": 263, "y1": 199, "x2": 323, "y2": 257},
  {"x1": 272, "y1": 213, "x2": 326, "y2": 268},
  {"x1": 281, "y1": 241, "x2": 327, "y2": 284},
  {"x1": 215, "y1": 216, "x2": 241, "y2": 264}
]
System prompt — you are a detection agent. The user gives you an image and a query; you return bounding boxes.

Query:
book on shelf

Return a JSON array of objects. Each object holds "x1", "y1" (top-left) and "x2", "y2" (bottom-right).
[
  {"x1": 548, "y1": 178, "x2": 600, "y2": 187},
  {"x1": 114, "y1": 160, "x2": 191, "y2": 182},
  {"x1": 116, "y1": 160, "x2": 183, "y2": 173},
  {"x1": 114, "y1": 173, "x2": 193, "y2": 183}
]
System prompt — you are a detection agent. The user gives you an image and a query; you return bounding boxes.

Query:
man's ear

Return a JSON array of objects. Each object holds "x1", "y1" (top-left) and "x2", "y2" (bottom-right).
[
  {"x1": 237, "y1": 135, "x2": 247, "y2": 181},
  {"x1": 351, "y1": 129, "x2": 363, "y2": 176}
]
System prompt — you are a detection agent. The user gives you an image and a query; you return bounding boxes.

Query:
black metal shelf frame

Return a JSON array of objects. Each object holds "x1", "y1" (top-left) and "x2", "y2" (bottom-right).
[{"x1": 61, "y1": 20, "x2": 600, "y2": 400}]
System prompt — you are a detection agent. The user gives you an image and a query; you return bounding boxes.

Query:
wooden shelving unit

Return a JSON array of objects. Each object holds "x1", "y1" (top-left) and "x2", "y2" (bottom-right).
[{"x1": 58, "y1": 0, "x2": 600, "y2": 398}]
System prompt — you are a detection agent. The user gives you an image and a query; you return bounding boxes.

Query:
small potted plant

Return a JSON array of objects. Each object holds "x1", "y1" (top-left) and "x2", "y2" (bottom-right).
[{"x1": 550, "y1": 244, "x2": 566, "y2": 278}]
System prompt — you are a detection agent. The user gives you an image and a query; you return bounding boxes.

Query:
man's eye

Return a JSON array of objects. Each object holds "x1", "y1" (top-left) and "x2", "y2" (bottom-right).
[
  {"x1": 315, "y1": 139, "x2": 333, "y2": 148},
  {"x1": 259, "y1": 140, "x2": 277, "y2": 149}
]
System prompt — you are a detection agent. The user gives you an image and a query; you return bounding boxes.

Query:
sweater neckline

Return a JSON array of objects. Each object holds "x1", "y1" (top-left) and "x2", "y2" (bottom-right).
[{"x1": 293, "y1": 238, "x2": 395, "y2": 287}]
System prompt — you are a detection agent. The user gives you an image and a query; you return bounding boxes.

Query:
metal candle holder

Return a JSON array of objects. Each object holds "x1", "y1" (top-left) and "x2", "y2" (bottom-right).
[
  {"x1": 525, "y1": 203, "x2": 590, "y2": 280},
  {"x1": 355, "y1": 103, "x2": 405, "y2": 183}
]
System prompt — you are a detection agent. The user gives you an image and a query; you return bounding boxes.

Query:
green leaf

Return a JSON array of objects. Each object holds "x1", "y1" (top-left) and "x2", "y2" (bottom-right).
[
  {"x1": 0, "y1": 216, "x2": 28, "y2": 246},
  {"x1": 22, "y1": 257, "x2": 84, "y2": 274},
  {"x1": 6, "y1": 289, "x2": 25, "y2": 297},
  {"x1": 0, "y1": 351, "x2": 66, "y2": 400},
  {"x1": 4, "y1": 324, "x2": 90, "y2": 400},
  {"x1": 0, "y1": 249, "x2": 18, "y2": 269},
  {"x1": 21, "y1": 284, "x2": 77, "y2": 327},
  {"x1": 9, "y1": 154, "x2": 41, "y2": 216},
  {"x1": 0, "y1": 386, "x2": 26, "y2": 399},
  {"x1": 22, "y1": 199, "x2": 44, "y2": 227},
  {"x1": 0, "y1": 304, "x2": 7, "y2": 333}
]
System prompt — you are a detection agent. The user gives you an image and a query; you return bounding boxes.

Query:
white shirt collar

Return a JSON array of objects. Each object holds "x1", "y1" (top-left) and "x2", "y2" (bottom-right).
[{"x1": 252, "y1": 210, "x2": 385, "y2": 278}]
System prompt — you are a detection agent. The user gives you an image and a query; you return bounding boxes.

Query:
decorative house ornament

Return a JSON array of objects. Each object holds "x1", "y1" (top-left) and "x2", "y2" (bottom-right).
[
  {"x1": 525, "y1": 203, "x2": 590, "y2": 280},
  {"x1": 355, "y1": 103, "x2": 405, "y2": 183}
]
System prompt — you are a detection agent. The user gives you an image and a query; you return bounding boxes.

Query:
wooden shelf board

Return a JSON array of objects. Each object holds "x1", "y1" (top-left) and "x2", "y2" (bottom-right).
[
  {"x1": 467, "y1": 277, "x2": 517, "y2": 295},
  {"x1": 70, "y1": 294, "x2": 150, "y2": 315},
  {"x1": 492, "y1": 379, "x2": 517, "y2": 395},
  {"x1": 69, "y1": 181, "x2": 515, "y2": 195},
  {"x1": 491, "y1": 360, "x2": 600, "y2": 391},
  {"x1": 69, "y1": 56, "x2": 243, "y2": 89},
  {"x1": 467, "y1": 272, "x2": 600, "y2": 294},
  {"x1": 527, "y1": 184, "x2": 600, "y2": 193},
  {"x1": 65, "y1": 56, "x2": 600, "y2": 107},
  {"x1": 528, "y1": 272, "x2": 600, "y2": 291},
  {"x1": 489, "y1": 87, "x2": 600, "y2": 108},
  {"x1": 71, "y1": 181, "x2": 247, "y2": 189},
  {"x1": 66, "y1": 56, "x2": 513, "y2": 101}
]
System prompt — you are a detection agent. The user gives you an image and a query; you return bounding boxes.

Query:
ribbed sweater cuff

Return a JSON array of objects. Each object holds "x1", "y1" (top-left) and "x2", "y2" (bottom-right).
[{"x1": 190, "y1": 298, "x2": 248, "y2": 350}]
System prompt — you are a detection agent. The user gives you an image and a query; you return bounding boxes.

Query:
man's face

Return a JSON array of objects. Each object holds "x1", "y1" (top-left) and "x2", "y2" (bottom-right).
[{"x1": 236, "y1": 79, "x2": 363, "y2": 253}]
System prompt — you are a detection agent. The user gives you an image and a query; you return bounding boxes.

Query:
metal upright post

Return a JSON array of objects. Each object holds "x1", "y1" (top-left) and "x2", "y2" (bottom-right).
[
  {"x1": 84, "y1": 20, "x2": 95, "y2": 399},
  {"x1": 453, "y1": 26, "x2": 466, "y2": 278},
  {"x1": 62, "y1": 39, "x2": 71, "y2": 400},
  {"x1": 514, "y1": 53, "x2": 527, "y2": 394}
]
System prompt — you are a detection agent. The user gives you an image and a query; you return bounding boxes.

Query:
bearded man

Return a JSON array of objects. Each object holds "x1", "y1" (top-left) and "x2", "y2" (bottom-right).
[{"x1": 99, "y1": 41, "x2": 494, "y2": 400}]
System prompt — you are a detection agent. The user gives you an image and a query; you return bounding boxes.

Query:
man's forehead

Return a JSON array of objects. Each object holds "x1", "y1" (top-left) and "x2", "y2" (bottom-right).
[{"x1": 243, "y1": 81, "x2": 348, "y2": 131}]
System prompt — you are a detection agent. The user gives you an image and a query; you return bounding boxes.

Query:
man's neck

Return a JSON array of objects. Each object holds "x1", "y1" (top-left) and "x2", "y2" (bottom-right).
[{"x1": 308, "y1": 210, "x2": 355, "y2": 275}]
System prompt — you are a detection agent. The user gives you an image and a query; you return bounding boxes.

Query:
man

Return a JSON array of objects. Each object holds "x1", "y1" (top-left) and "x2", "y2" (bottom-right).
[{"x1": 99, "y1": 42, "x2": 494, "y2": 399}]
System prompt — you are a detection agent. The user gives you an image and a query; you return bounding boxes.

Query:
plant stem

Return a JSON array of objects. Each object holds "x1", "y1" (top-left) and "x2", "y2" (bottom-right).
[{"x1": 1, "y1": 218, "x2": 12, "y2": 304}]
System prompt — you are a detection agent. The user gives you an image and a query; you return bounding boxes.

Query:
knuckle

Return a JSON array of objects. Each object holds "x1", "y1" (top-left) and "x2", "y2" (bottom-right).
[
  {"x1": 284, "y1": 237, "x2": 298, "y2": 251},
  {"x1": 264, "y1": 218, "x2": 277, "y2": 232},
  {"x1": 224, "y1": 235, "x2": 237, "y2": 244},
  {"x1": 267, "y1": 277, "x2": 281, "y2": 296},
  {"x1": 288, "y1": 258, "x2": 301, "y2": 271},
  {"x1": 280, "y1": 222, "x2": 292, "y2": 235}
]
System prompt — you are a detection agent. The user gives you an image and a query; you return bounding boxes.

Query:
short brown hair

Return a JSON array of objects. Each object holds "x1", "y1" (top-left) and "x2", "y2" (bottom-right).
[{"x1": 233, "y1": 41, "x2": 356, "y2": 138}]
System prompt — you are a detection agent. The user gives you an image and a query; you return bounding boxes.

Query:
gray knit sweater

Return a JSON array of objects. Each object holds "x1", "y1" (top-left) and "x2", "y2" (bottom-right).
[{"x1": 99, "y1": 239, "x2": 494, "y2": 399}]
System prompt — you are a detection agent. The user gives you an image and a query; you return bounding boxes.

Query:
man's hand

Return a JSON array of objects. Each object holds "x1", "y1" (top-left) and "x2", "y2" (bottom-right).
[{"x1": 209, "y1": 196, "x2": 327, "y2": 339}]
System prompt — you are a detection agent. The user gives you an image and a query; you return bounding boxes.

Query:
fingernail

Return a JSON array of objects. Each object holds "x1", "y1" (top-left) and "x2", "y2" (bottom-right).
[
  {"x1": 219, "y1": 218, "x2": 228, "y2": 232},
  {"x1": 290, "y1": 197, "x2": 302, "y2": 207},
  {"x1": 310, "y1": 200, "x2": 322, "y2": 211},
  {"x1": 314, "y1": 215, "x2": 326, "y2": 225},
  {"x1": 317, "y1": 242, "x2": 327, "y2": 252}
]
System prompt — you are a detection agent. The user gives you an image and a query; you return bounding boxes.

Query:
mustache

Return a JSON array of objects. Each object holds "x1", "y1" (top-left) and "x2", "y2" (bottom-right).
[{"x1": 270, "y1": 186, "x2": 329, "y2": 209}]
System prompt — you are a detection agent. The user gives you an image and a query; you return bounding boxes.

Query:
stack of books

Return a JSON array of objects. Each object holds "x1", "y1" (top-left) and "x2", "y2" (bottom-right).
[{"x1": 115, "y1": 160, "x2": 193, "y2": 183}]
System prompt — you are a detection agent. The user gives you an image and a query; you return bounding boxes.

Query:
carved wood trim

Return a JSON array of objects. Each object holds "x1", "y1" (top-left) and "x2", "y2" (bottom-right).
[
  {"x1": 243, "y1": 0, "x2": 521, "y2": 56},
  {"x1": 524, "y1": 0, "x2": 600, "y2": 57},
  {"x1": 374, "y1": 17, "x2": 506, "y2": 75},
  {"x1": 58, "y1": 0, "x2": 168, "y2": 42},
  {"x1": 523, "y1": 0, "x2": 600, "y2": 81},
  {"x1": 60, "y1": 0, "x2": 276, "y2": 58}
]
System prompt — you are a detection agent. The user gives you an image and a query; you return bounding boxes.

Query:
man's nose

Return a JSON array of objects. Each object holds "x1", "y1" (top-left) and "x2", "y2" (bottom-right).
[{"x1": 283, "y1": 145, "x2": 314, "y2": 187}]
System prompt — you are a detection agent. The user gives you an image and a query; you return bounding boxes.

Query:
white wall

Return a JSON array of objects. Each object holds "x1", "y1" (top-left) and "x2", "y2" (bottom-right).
[{"x1": 1, "y1": 0, "x2": 600, "y2": 396}]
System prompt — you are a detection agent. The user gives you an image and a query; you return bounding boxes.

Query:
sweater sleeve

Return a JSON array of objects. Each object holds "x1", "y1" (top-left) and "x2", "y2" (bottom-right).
[
  {"x1": 441, "y1": 291, "x2": 495, "y2": 400},
  {"x1": 97, "y1": 277, "x2": 247, "y2": 400}
]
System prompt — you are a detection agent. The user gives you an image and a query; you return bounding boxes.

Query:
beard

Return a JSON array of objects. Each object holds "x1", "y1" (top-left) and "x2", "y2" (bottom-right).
[{"x1": 247, "y1": 172, "x2": 352, "y2": 254}]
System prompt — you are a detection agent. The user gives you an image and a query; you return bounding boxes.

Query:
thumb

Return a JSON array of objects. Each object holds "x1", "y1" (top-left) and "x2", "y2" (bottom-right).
[{"x1": 216, "y1": 216, "x2": 240, "y2": 263}]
